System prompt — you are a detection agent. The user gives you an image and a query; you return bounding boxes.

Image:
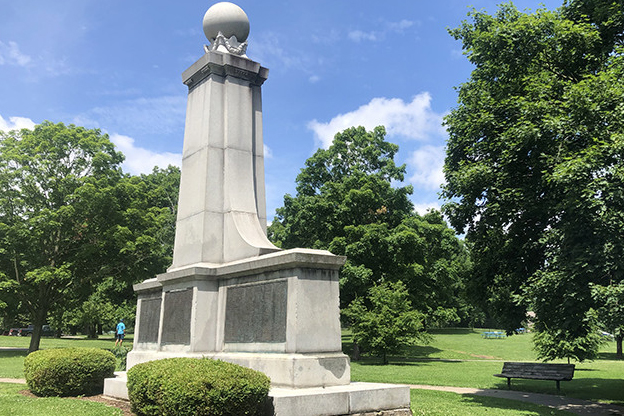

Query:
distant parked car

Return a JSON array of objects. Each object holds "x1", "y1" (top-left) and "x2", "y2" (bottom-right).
[{"x1": 8, "y1": 324, "x2": 55, "y2": 337}]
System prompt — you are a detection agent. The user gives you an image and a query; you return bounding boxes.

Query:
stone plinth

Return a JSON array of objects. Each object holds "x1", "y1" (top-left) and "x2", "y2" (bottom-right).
[{"x1": 104, "y1": 374, "x2": 411, "y2": 416}]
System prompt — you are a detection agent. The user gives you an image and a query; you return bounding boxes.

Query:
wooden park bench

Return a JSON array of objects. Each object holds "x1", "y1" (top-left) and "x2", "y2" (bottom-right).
[{"x1": 494, "y1": 362, "x2": 575, "y2": 391}]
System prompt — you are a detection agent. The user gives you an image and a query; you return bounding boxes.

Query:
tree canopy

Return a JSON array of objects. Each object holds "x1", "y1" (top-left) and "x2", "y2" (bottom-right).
[
  {"x1": 443, "y1": 0, "x2": 624, "y2": 360},
  {"x1": 269, "y1": 126, "x2": 473, "y2": 333},
  {"x1": 0, "y1": 122, "x2": 124, "y2": 351},
  {"x1": 0, "y1": 122, "x2": 180, "y2": 350}
]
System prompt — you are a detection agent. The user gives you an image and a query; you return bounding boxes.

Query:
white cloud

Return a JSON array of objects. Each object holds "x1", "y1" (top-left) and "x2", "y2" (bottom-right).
[
  {"x1": 348, "y1": 30, "x2": 378, "y2": 42},
  {"x1": 408, "y1": 145, "x2": 446, "y2": 191},
  {"x1": 0, "y1": 41, "x2": 32, "y2": 67},
  {"x1": 263, "y1": 144, "x2": 273, "y2": 159},
  {"x1": 110, "y1": 133, "x2": 181, "y2": 175},
  {"x1": 0, "y1": 114, "x2": 36, "y2": 131},
  {"x1": 413, "y1": 201, "x2": 442, "y2": 216},
  {"x1": 348, "y1": 19, "x2": 415, "y2": 43},
  {"x1": 387, "y1": 20, "x2": 415, "y2": 32},
  {"x1": 307, "y1": 93, "x2": 445, "y2": 148}
]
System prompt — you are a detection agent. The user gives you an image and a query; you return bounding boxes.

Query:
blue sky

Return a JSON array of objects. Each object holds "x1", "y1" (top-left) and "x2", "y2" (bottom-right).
[{"x1": 0, "y1": 0, "x2": 562, "y2": 222}]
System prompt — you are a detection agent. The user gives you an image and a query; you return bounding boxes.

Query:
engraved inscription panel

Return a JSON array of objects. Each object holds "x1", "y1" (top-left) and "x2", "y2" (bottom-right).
[
  {"x1": 161, "y1": 289, "x2": 193, "y2": 345},
  {"x1": 224, "y1": 280, "x2": 287, "y2": 343},
  {"x1": 137, "y1": 295, "x2": 161, "y2": 344}
]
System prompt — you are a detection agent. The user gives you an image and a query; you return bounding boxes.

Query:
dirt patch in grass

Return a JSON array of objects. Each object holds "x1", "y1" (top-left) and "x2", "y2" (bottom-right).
[{"x1": 19, "y1": 389, "x2": 134, "y2": 416}]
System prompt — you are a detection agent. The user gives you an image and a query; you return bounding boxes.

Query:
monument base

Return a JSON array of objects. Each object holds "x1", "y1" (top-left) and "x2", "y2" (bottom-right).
[
  {"x1": 126, "y1": 350, "x2": 350, "y2": 388},
  {"x1": 128, "y1": 248, "x2": 351, "y2": 388},
  {"x1": 103, "y1": 373, "x2": 412, "y2": 416},
  {"x1": 106, "y1": 248, "x2": 413, "y2": 413}
]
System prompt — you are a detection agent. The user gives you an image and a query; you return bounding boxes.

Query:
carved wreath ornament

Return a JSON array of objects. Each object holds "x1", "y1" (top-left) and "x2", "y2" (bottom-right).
[{"x1": 205, "y1": 31, "x2": 248, "y2": 56}]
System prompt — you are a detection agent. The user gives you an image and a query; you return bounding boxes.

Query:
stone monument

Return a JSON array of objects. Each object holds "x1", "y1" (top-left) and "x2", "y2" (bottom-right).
[{"x1": 104, "y1": 3, "x2": 411, "y2": 415}]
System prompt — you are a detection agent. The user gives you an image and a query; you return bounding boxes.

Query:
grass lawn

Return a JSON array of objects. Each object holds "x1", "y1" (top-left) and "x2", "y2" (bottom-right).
[
  {"x1": 348, "y1": 328, "x2": 624, "y2": 406},
  {"x1": 410, "y1": 389, "x2": 570, "y2": 416},
  {"x1": 0, "y1": 335, "x2": 125, "y2": 350},
  {"x1": 0, "y1": 383, "x2": 122, "y2": 416},
  {"x1": 0, "y1": 336, "x2": 132, "y2": 379},
  {"x1": 1, "y1": 329, "x2": 621, "y2": 415}
]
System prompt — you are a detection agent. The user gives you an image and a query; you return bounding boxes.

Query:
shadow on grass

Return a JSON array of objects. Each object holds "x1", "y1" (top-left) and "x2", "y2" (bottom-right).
[
  {"x1": 0, "y1": 350, "x2": 28, "y2": 359},
  {"x1": 429, "y1": 328, "x2": 480, "y2": 335},
  {"x1": 487, "y1": 377, "x2": 624, "y2": 405},
  {"x1": 598, "y1": 351, "x2": 623, "y2": 361},
  {"x1": 350, "y1": 349, "x2": 447, "y2": 366},
  {"x1": 343, "y1": 340, "x2": 447, "y2": 364},
  {"x1": 458, "y1": 393, "x2": 568, "y2": 415}
]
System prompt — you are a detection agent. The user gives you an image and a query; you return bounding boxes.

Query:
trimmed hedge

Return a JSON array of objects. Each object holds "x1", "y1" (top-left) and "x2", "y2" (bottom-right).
[
  {"x1": 127, "y1": 358, "x2": 271, "y2": 416},
  {"x1": 24, "y1": 347, "x2": 116, "y2": 396}
]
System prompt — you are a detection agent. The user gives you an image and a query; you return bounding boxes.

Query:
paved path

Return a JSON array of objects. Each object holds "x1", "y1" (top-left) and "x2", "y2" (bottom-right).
[
  {"x1": 0, "y1": 378, "x2": 26, "y2": 384},
  {"x1": 409, "y1": 384, "x2": 624, "y2": 415}
]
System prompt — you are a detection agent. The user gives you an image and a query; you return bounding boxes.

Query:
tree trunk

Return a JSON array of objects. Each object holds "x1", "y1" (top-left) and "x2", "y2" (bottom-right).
[
  {"x1": 87, "y1": 324, "x2": 97, "y2": 339},
  {"x1": 352, "y1": 341, "x2": 361, "y2": 361},
  {"x1": 28, "y1": 311, "x2": 47, "y2": 353},
  {"x1": 617, "y1": 335, "x2": 623, "y2": 359},
  {"x1": 97, "y1": 323, "x2": 103, "y2": 336}
]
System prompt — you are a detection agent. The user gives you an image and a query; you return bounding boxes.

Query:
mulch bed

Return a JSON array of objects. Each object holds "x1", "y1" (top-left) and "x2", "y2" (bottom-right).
[{"x1": 19, "y1": 389, "x2": 134, "y2": 416}]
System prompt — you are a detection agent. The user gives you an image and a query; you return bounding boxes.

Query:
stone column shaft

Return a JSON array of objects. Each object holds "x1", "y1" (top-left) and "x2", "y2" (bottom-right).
[{"x1": 171, "y1": 51, "x2": 278, "y2": 270}]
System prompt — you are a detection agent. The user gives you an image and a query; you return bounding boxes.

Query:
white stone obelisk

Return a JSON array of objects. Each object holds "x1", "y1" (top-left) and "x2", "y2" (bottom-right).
[
  {"x1": 105, "y1": 4, "x2": 412, "y2": 414},
  {"x1": 171, "y1": 2, "x2": 279, "y2": 269}
]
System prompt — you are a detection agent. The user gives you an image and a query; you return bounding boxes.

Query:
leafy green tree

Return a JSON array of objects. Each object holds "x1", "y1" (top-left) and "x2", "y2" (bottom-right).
[
  {"x1": 269, "y1": 126, "x2": 412, "y2": 251},
  {"x1": 269, "y1": 126, "x2": 473, "y2": 326},
  {"x1": 443, "y1": 2, "x2": 624, "y2": 360},
  {"x1": 0, "y1": 122, "x2": 125, "y2": 352},
  {"x1": 343, "y1": 281, "x2": 427, "y2": 364},
  {"x1": 590, "y1": 282, "x2": 624, "y2": 359},
  {"x1": 53, "y1": 166, "x2": 180, "y2": 338}
]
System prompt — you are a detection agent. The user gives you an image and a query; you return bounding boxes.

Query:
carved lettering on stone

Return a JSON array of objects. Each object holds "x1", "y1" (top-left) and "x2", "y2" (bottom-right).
[
  {"x1": 137, "y1": 294, "x2": 161, "y2": 344},
  {"x1": 224, "y1": 279, "x2": 287, "y2": 343},
  {"x1": 161, "y1": 288, "x2": 193, "y2": 345}
]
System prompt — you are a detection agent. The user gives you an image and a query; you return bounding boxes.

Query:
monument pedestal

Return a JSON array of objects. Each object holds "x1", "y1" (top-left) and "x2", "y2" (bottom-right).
[
  {"x1": 105, "y1": 248, "x2": 411, "y2": 414},
  {"x1": 126, "y1": 248, "x2": 350, "y2": 388}
]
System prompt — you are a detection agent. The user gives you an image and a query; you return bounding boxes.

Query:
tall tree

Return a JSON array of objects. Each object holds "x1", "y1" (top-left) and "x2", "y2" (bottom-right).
[
  {"x1": 52, "y1": 165, "x2": 180, "y2": 337},
  {"x1": 0, "y1": 122, "x2": 124, "y2": 352},
  {"x1": 443, "y1": 2, "x2": 624, "y2": 360},
  {"x1": 269, "y1": 126, "x2": 472, "y2": 327}
]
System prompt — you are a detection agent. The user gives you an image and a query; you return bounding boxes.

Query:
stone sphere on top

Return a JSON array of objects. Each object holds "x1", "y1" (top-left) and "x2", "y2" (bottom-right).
[{"x1": 203, "y1": 2, "x2": 250, "y2": 43}]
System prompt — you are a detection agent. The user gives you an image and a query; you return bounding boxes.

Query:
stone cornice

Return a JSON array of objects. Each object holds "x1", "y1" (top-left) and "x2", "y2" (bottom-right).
[
  {"x1": 134, "y1": 248, "x2": 346, "y2": 292},
  {"x1": 182, "y1": 50, "x2": 269, "y2": 91}
]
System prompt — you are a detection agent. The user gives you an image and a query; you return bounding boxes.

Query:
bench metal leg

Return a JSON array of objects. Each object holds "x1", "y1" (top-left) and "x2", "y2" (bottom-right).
[
  {"x1": 556, "y1": 380, "x2": 560, "y2": 392},
  {"x1": 507, "y1": 378, "x2": 511, "y2": 389}
]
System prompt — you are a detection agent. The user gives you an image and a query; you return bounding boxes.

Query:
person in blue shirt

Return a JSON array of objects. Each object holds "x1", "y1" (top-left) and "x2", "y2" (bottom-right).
[{"x1": 115, "y1": 319, "x2": 126, "y2": 347}]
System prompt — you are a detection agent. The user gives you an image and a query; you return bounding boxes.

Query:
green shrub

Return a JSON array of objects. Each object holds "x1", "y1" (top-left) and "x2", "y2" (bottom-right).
[
  {"x1": 110, "y1": 346, "x2": 131, "y2": 371},
  {"x1": 24, "y1": 347, "x2": 116, "y2": 396},
  {"x1": 127, "y1": 358, "x2": 271, "y2": 416}
]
